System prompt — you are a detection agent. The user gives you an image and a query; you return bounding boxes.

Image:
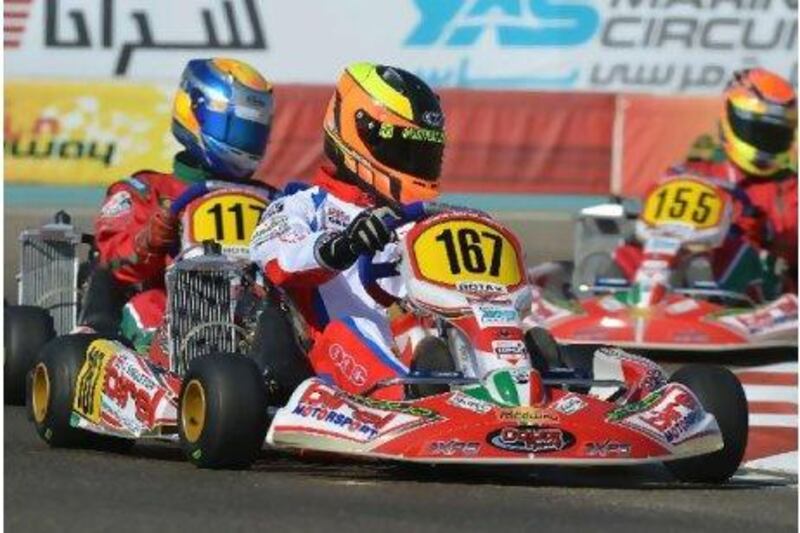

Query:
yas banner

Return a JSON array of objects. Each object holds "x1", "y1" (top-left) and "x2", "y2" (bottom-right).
[
  {"x1": 4, "y1": 0, "x2": 796, "y2": 94},
  {"x1": 4, "y1": 81, "x2": 179, "y2": 186}
]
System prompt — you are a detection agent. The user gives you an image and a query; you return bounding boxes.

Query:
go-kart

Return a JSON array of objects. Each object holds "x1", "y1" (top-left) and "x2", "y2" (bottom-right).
[
  {"x1": 29, "y1": 200, "x2": 748, "y2": 483},
  {"x1": 527, "y1": 174, "x2": 798, "y2": 355},
  {"x1": 5, "y1": 211, "x2": 94, "y2": 404}
]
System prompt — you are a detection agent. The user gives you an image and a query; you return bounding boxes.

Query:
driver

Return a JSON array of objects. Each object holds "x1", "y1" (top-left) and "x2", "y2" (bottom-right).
[
  {"x1": 249, "y1": 62, "x2": 445, "y2": 400},
  {"x1": 89, "y1": 58, "x2": 275, "y2": 354},
  {"x1": 615, "y1": 68, "x2": 797, "y2": 301}
]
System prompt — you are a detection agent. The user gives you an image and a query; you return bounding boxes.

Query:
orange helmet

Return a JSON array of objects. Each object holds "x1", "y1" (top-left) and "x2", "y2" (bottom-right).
[
  {"x1": 720, "y1": 68, "x2": 797, "y2": 177},
  {"x1": 323, "y1": 62, "x2": 445, "y2": 205}
]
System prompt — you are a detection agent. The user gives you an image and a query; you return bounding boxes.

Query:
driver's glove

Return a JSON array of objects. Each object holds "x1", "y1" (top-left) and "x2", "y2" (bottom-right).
[
  {"x1": 134, "y1": 207, "x2": 179, "y2": 257},
  {"x1": 315, "y1": 206, "x2": 398, "y2": 271}
]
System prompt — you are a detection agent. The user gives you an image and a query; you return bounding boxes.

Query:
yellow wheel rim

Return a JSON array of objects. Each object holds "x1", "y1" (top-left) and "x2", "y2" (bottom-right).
[
  {"x1": 181, "y1": 380, "x2": 207, "y2": 443},
  {"x1": 31, "y1": 363, "x2": 50, "y2": 424}
]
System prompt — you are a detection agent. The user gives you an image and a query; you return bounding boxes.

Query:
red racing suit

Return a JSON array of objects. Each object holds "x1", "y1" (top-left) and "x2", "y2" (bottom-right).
[
  {"x1": 93, "y1": 155, "x2": 209, "y2": 351},
  {"x1": 249, "y1": 166, "x2": 426, "y2": 400},
  {"x1": 614, "y1": 156, "x2": 797, "y2": 301}
]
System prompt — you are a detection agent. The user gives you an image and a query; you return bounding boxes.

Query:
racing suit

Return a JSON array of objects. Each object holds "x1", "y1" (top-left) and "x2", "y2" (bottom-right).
[
  {"x1": 249, "y1": 166, "x2": 420, "y2": 400},
  {"x1": 94, "y1": 153, "x2": 215, "y2": 351},
  {"x1": 614, "y1": 147, "x2": 797, "y2": 302}
]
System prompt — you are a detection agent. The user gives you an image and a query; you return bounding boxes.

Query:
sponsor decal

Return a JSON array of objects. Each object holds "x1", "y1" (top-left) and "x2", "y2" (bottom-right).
[
  {"x1": 102, "y1": 354, "x2": 163, "y2": 428},
  {"x1": 476, "y1": 304, "x2": 519, "y2": 328},
  {"x1": 585, "y1": 440, "x2": 632, "y2": 457},
  {"x1": 328, "y1": 344, "x2": 368, "y2": 387},
  {"x1": 488, "y1": 425, "x2": 575, "y2": 454},
  {"x1": 338, "y1": 390, "x2": 440, "y2": 420},
  {"x1": 265, "y1": 199, "x2": 285, "y2": 216},
  {"x1": 125, "y1": 176, "x2": 149, "y2": 196},
  {"x1": 609, "y1": 385, "x2": 705, "y2": 445},
  {"x1": 552, "y1": 393, "x2": 588, "y2": 415},
  {"x1": 447, "y1": 391, "x2": 493, "y2": 414},
  {"x1": 429, "y1": 440, "x2": 480, "y2": 456},
  {"x1": 497, "y1": 407, "x2": 560, "y2": 424},
  {"x1": 491, "y1": 339, "x2": 527, "y2": 364},
  {"x1": 100, "y1": 190, "x2": 132, "y2": 218},
  {"x1": 325, "y1": 205, "x2": 351, "y2": 229},
  {"x1": 456, "y1": 281, "x2": 508, "y2": 296},
  {"x1": 606, "y1": 390, "x2": 664, "y2": 422},
  {"x1": 665, "y1": 299, "x2": 700, "y2": 315},
  {"x1": 598, "y1": 296, "x2": 626, "y2": 313},
  {"x1": 291, "y1": 402, "x2": 380, "y2": 439}
]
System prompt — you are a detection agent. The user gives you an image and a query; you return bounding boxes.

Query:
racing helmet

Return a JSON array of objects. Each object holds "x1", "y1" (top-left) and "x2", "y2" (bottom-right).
[
  {"x1": 323, "y1": 62, "x2": 445, "y2": 205},
  {"x1": 720, "y1": 68, "x2": 797, "y2": 177},
  {"x1": 172, "y1": 58, "x2": 274, "y2": 180}
]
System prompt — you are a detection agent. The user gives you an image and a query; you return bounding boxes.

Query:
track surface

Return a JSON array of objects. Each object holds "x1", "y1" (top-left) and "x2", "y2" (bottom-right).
[
  {"x1": 5, "y1": 209, "x2": 798, "y2": 532},
  {"x1": 5, "y1": 407, "x2": 797, "y2": 533}
]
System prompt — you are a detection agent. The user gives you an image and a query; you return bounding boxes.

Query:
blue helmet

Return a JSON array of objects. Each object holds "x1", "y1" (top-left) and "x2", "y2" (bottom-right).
[{"x1": 172, "y1": 58, "x2": 274, "y2": 180}]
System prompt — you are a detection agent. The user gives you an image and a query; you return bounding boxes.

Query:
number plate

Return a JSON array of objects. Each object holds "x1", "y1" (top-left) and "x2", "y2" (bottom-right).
[
  {"x1": 642, "y1": 179, "x2": 724, "y2": 230},
  {"x1": 188, "y1": 191, "x2": 267, "y2": 248},
  {"x1": 411, "y1": 218, "x2": 523, "y2": 288}
]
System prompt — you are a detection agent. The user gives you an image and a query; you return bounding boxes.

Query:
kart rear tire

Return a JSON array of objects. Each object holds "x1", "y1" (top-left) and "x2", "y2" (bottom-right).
[
  {"x1": 249, "y1": 301, "x2": 313, "y2": 405},
  {"x1": 5, "y1": 305, "x2": 56, "y2": 405},
  {"x1": 30, "y1": 333, "x2": 133, "y2": 451},
  {"x1": 407, "y1": 336, "x2": 455, "y2": 399},
  {"x1": 524, "y1": 327, "x2": 563, "y2": 373},
  {"x1": 665, "y1": 365, "x2": 748, "y2": 483},
  {"x1": 179, "y1": 353, "x2": 269, "y2": 469}
]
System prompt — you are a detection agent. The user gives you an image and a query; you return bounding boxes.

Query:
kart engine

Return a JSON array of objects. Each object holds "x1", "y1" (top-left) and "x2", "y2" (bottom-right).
[{"x1": 165, "y1": 244, "x2": 254, "y2": 374}]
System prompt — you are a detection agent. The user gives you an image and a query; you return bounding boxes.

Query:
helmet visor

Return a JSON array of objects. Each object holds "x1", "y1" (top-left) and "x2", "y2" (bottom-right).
[
  {"x1": 728, "y1": 102, "x2": 795, "y2": 154},
  {"x1": 200, "y1": 109, "x2": 271, "y2": 156},
  {"x1": 355, "y1": 109, "x2": 444, "y2": 182}
]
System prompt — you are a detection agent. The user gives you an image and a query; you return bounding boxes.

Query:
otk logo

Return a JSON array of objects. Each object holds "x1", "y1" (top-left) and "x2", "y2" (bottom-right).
[
  {"x1": 405, "y1": 0, "x2": 599, "y2": 47},
  {"x1": 328, "y1": 344, "x2": 368, "y2": 387}
]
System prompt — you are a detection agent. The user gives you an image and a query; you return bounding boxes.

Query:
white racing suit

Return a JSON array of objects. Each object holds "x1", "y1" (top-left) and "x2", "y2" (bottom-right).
[{"x1": 249, "y1": 166, "x2": 422, "y2": 399}]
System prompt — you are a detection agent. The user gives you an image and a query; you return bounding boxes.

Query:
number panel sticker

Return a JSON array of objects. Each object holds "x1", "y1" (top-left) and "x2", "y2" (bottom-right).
[
  {"x1": 642, "y1": 179, "x2": 724, "y2": 230},
  {"x1": 411, "y1": 219, "x2": 523, "y2": 288},
  {"x1": 188, "y1": 192, "x2": 267, "y2": 247},
  {"x1": 73, "y1": 340, "x2": 116, "y2": 423}
]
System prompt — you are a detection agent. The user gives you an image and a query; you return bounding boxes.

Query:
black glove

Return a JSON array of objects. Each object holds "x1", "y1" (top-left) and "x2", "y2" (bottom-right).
[{"x1": 315, "y1": 207, "x2": 399, "y2": 271}]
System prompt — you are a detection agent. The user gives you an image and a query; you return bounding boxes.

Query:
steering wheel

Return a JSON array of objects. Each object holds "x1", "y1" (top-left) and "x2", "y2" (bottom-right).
[
  {"x1": 357, "y1": 202, "x2": 489, "y2": 305},
  {"x1": 170, "y1": 182, "x2": 213, "y2": 217}
]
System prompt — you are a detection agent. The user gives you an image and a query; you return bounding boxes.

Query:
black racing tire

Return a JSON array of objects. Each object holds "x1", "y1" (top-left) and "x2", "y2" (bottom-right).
[
  {"x1": 524, "y1": 326, "x2": 563, "y2": 373},
  {"x1": 178, "y1": 353, "x2": 270, "y2": 469},
  {"x1": 665, "y1": 365, "x2": 749, "y2": 483},
  {"x1": 406, "y1": 336, "x2": 456, "y2": 399},
  {"x1": 249, "y1": 301, "x2": 313, "y2": 405},
  {"x1": 5, "y1": 305, "x2": 56, "y2": 405},
  {"x1": 30, "y1": 333, "x2": 133, "y2": 451}
]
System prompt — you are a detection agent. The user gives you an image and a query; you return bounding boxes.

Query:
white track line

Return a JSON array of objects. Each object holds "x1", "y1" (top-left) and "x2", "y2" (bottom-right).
[
  {"x1": 749, "y1": 414, "x2": 798, "y2": 428},
  {"x1": 742, "y1": 385, "x2": 798, "y2": 404}
]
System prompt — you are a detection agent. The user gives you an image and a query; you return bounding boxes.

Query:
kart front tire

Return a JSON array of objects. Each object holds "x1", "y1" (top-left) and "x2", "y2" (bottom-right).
[
  {"x1": 5, "y1": 305, "x2": 56, "y2": 405},
  {"x1": 179, "y1": 353, "x2": 269, "y2": 469},
  {"x1": 524, "y1": 326, "x2": 563, "y2": 373},
  {"x1": 665, "y1": 365, "x2": 748, "y2": 483},
  {"x1": 249, "y1": 301, "x2": 313, "y2": 405},
  {"x1": 30, "y1": 333, "x2": 132, "y2": 452},
  {"x1": 407, "y1": 336, "x2": 456, "y2": 399}
]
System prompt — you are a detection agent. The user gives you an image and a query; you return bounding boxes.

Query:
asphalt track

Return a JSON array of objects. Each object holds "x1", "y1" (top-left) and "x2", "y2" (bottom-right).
[{"x1": 4, "y1": 207, "x2": 798, "y2": 533}]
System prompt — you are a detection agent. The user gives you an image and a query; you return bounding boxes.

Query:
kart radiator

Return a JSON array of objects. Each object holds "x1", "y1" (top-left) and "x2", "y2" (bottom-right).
[
  {"x1": 166, "y1": 253, "x2": 250, "y2": 374},
  {"x1": 17, "y1": 219, "x2": 82, "y2": 335}
]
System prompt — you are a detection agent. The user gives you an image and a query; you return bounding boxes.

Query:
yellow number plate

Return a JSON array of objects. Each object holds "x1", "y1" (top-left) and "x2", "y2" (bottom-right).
[
  {"x1": 190, "y1": 192, "x2": 267, "y2": 247},
  {"x1": 642, "y1": 179, "x2": 724, "y2": 230},
  {"x1": 412, "y1": 219, "x2": 522, "y2": 288},
  {"x1": 73, "y1": 340, "x2": 115, "y2": 423}
]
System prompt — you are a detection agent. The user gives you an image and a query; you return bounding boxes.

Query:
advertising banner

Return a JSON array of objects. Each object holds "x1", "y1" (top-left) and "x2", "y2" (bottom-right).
[
  {"x1": 4, "y1": 81, "x2": 179, "y2": 186},
  {"x1": 5, "y1": 80, "x2": 614, "y2": 195},
  {"x1": 5, "y1": 0, "x2": 796, "y2": 94}
]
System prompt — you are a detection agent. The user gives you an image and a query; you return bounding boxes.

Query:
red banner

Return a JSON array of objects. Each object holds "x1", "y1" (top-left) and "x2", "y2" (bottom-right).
[{"x1": 256, "y1": 86, "x2": 615, "y2": 195}]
